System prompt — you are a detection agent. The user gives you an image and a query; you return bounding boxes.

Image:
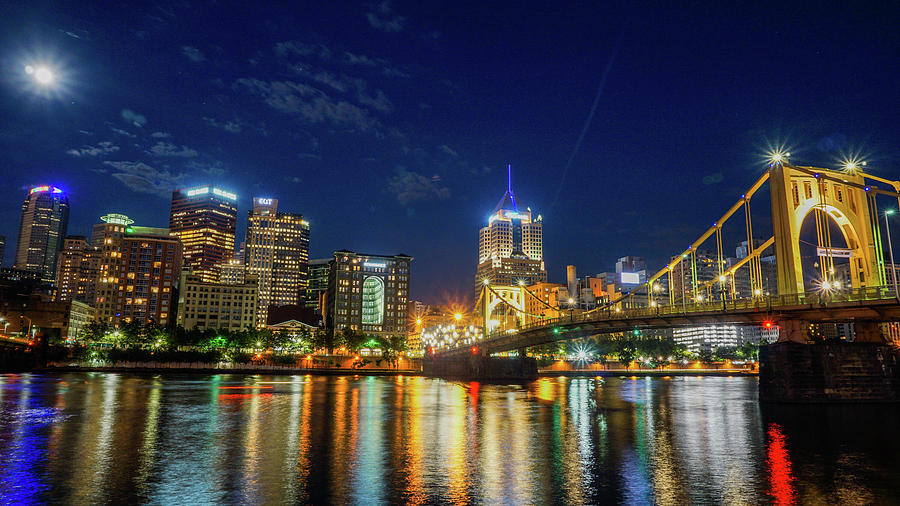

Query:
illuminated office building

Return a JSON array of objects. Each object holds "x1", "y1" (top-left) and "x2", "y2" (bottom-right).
[
  {"x1": 169, "y1": 186, "x2": 237, "y2": 283},
  {"x1": 245, "y1": 197, "x2": 310, "y2": 326},
  {"x1": 326, "y1": 250, "x2": 411, "y2": 337},
  {"x1": 306, "y1": 258, "x2": 331, "y2": 311},
  {"x1": 54, "y1": 236, "x2": 100, "y2": 303},
  {"x1": 476, "y1": 166, "x2": 546, "y2": 292},
  {"x1": 92, "y1": 214, "x2": 182, "y2": 325},
  {"x1": 177, "y1": 272, "x2": 258, "y2": 332},
  {"x1": 14, "y1": 185, "x2": 70, "y2": 283}
]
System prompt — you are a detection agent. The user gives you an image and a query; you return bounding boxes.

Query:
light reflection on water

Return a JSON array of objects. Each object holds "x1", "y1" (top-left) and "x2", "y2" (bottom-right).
[{"x1": 0, "y1": 373, "x2": 898, "y2": 504}]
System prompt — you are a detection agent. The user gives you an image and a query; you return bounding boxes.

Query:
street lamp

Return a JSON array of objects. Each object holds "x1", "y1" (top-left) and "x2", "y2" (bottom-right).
[{"x1": 885, "y1": 210, "x2": 899, "y2": 300}]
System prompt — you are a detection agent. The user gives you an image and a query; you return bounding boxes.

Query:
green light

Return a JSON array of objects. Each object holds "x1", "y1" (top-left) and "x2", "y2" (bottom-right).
[
  {"x1": 126, "y1": 227, "x2": 134, "y2": 233},
  {"x1": 552, "y1": 328, "x2": 559, "y2": 334},
  {"x1": 887, "y1": 210, "x2": 896, "y2": 216}
]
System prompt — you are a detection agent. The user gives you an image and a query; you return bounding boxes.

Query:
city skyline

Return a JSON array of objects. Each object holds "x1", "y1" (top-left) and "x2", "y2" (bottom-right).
[{"x1": 1, "y1": 1, "x2": 898, "y2": 303}]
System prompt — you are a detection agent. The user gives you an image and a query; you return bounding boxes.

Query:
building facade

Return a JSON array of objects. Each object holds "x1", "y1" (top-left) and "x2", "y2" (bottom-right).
[
  {"x1": 55, "y1": 236, "x2": 100, "y2": 303},
  {"x1": 169, "y1": 186, "x2": 237, "y2": 283},
  {"x1": 92, "y1": 217, "x2": 182, "y2": 326},
  {"x1": 14, "y1": 185, "x2": 70, "y2": 283},
  {"x1": 306, "y1": 258, "x2": 331, "y2": 312},
  {"x1": 177, "y1": 273, "x2": 258, "y2": 332},
  {"x1": 245, "y1": 197, "x2": 310, "y2": 326},
  {"x1": 326, "y1": 250, "x2": 411, "y2": 336},
  {"x1": 475, "y1": 167, "x2": 546, "y2": 293}
]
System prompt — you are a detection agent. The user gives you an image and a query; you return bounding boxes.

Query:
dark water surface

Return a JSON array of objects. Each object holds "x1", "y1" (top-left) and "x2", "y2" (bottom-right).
[{"x1": 1, "y1": 373, "x2": 898, "y2": 504}]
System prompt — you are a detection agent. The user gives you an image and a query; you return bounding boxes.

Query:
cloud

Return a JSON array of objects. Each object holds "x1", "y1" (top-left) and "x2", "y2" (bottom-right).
[
  {"x1": 78, "y1": 129, "x2": 94, "y2": 136},
  {"x1": 275, "y1": 41, "x2": 332, "y2": 61},
  {"x1": 149, "y1": 141, "x2": 198, "y2": 157},
  {"x1": 103, "y1": 161, "x2": 186, "y2": 197},
  {"x1": 285, "y1": 176, "x2": 303, "y2": 183},
  {"x1": 121, "y1": 109, "x2": 147, "y2": 127},
  {"x1": 181, "y1": 45, "x2": 205, "y2": 62},
  {"x1": 438, "y1": 144, "x2": 459, "y2": 157},
  {"x1": 702, "y1": 173, "x2": 724, "y2": 185},
  {"x1": 185, "y1": 160, "x2": 227, "y2": 177},
  {"x1": 110, "y1": 126, "x2": 137, "y2": 138},
  {"x1": 150, "y1": 131, "x2": 171, "y2": 138},
  {"x1": 203, "y1": 116, "x2": 242, "y2": 133},
  {"x1": 66, "y1": 141, "x2": 120, "y2": 157},
  {"x1": 367, "y1": 1, "x2": 404, "y2": 32},
  {"x1": 234, "y1": 78, "x2": 381, "y2": 131},
  {"x1": 387, "y1": 167, "x2": 450, "y2": 204}
]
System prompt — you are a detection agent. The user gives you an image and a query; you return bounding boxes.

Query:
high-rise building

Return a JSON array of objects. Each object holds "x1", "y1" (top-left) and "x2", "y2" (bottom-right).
[
  {"x1": 306, "y1": 258, "x2": 331, "y2": 311},
  {"x1": 93, "y1": 215, "x2": 182, "y2": 325},
  {"x1": 245, "y1": 197, "x2": 310, "y2": 326},
  {"x1": 476, "y1": 166, "x2": 546, "y2": 292},
  {"x1": 54, "y1": 236, "x2": 101, "y2": 303},
  {"x1": 326, "y1": 250, "x2": 411, "y2": 337},
  {"x1": 0, "y1": 234, "x2": 5, "y2": 266},
  {"x1": 169, "y1": 186, "x2": 237, "y2": 283},
  {"x1": 14, "y1": 185, "x2": 70, "y2": 283}
]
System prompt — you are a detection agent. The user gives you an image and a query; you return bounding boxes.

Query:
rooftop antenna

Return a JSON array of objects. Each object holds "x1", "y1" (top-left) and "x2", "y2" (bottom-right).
[{"x1": 507, "y1": 163, "x2": 512, "y2": 193}]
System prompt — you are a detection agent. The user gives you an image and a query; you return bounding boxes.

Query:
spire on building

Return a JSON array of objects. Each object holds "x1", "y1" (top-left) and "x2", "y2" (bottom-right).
[{"x1": 493, "y1": 164, "x2": 518, "y2": 213}]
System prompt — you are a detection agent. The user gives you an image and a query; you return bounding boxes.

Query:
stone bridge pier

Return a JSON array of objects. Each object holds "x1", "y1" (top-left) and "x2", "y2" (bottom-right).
[{"x1": 760, "y1": 320, "x2": 900, "y2": 402}]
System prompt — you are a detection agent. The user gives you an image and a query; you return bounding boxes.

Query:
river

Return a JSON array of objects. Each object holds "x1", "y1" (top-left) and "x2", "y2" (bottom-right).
[{"x1": 1, "y1": 373, "x2": 898, "y2": 504}]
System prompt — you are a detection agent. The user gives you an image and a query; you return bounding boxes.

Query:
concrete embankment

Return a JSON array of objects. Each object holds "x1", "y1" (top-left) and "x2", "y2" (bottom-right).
[{"x1": 538, "y1": 369, "x2": 758, "y2": 377}]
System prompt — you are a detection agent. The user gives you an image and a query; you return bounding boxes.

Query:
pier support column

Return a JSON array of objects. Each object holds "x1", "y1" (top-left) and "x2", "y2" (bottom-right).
[
  {"x1": 777, "y1": 319, "x2": 810, "y2": 343},
  {"x1": 854, "y1": 321, "x2": 887, "y2": 343},
  {"x1": 760, "y1": 342, "x2": 900, "y2": 402}
]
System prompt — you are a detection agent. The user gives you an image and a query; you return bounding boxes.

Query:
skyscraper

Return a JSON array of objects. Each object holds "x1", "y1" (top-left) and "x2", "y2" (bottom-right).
[
  {"x1": 476, "y1": 166, "x2": 546, "y2": 292},
  {"x1": 169, "y1": 186, "x2": 237, "y2": 283},
  {"x1": 92, "y1": 217, "x2": 182, "y2": 326},
  {"x1": 55, "y1": 236, "x2": 101, "y2": 303},
  {"x1": 245, "y1": 197, "x2": 310, "y2": 326},
  {"x1": 14, "y1": 185, "x2": 70, "y2": 283}
]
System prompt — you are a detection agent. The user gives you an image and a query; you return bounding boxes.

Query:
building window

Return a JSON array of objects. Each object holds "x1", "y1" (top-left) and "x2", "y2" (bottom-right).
[{"x1": 361, "y1": 276, "x2": 385, "y2": 326}]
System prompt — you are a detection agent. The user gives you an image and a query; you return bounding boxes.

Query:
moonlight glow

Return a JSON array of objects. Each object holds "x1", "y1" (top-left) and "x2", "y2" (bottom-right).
[{"x1": 25, "y1": 65, "x2": 55, "y2": 85}]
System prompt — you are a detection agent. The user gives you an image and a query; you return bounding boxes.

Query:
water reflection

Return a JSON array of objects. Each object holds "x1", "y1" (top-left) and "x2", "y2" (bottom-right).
[{"x1": 0, "y1": 373, "x2": 898, "y2": 504}]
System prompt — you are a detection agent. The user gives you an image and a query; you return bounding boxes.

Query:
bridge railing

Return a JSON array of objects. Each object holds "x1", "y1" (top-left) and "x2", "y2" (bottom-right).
[{"x1": 482, "y1": 286, "x2": 897, "y2": 342}]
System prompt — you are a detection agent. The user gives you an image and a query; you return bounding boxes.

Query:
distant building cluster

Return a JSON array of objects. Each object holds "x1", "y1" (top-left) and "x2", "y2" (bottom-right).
[{"x1": 0, "y1": 184, "x2": 410, "y2": 343}]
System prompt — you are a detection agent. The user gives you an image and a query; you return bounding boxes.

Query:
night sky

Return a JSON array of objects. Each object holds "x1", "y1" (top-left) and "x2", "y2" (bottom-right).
[{"x1": 1, "y1": 1, "x2": 898, "y2": 304}]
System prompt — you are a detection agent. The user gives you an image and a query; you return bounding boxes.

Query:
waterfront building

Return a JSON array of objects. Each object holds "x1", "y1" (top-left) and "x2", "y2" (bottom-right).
[
  {"x1": 92, "y1": 216, "x2": 182, "y2": 325},
  {"x1": 326, "y1": 250, "x2": 411, "y2": 337},
  {"x1": 523, "y1": 282, "x2": 565, "y2": 324},
  {"x1": 169, "y1": 186, "x2": 237, "y2": 283},
  {"x1": 673, "y1": 325, "x2": 742, "y2": 354},
  {"x1": 306, "y1": 258, "x2": 331, "y2": 312},
  {"x1": 475, "y1": 166, "x2": 546, "y2": 293},
  {"x1": 54, "y1": 236, "x2": 100, "y2": 303},
  {"x1": 66, "y1": 301, "x2": 96, "y2": 340},
  {"x1": 245, "y1": 198, "x2": 310, "y2": 326},
  {"x1": 177, "y1": 273, "x2": 258, "y2": 332},
  {"x1": 13, "y1": 185, "x2": 70, "y2": 283}
]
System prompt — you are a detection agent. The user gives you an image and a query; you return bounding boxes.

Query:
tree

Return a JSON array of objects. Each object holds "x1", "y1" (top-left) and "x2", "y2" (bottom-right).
[
  {"x1": 613, "y1": 332, "x2": 638, "y2": 369},
  {"x1": 83, "y1": 321, "x2": 109, "y2": 342}
]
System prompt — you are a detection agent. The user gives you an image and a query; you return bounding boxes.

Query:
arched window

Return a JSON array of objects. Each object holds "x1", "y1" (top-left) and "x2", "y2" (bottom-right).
[{"x1": 362, "y1": 276, "x2": 385, "y2": 325}]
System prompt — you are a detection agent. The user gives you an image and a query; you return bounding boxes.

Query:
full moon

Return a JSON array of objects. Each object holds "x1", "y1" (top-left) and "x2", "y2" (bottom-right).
[
  {"x1": 33, "y1": 67, "x2": 54, "y2": 84},
  {"x1": 25, "y1": 64, "x2": 54, "y2": 85}
]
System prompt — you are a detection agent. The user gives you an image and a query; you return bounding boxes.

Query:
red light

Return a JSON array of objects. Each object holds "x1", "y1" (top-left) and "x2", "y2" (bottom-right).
[
  {"x1": 764, "y1": 321, "x2": 774, "y2": 328},
  {"x1": 471, "y1": 346, "x2": 477, "y2": 354}
]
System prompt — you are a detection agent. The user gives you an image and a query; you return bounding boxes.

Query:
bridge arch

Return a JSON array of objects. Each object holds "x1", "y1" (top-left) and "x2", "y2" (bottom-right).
[{"x1": 769, "y1": 165, "x2": 882, "y2": 295}]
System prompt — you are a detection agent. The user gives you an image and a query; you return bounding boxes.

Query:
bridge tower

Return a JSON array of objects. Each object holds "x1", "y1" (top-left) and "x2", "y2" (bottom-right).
[
  {"x1": 769, "y1": 164, "x2": 884, "y2": 295},
  {"x1": 480, "y1": 283, "x2": 526, "y2": 335}
]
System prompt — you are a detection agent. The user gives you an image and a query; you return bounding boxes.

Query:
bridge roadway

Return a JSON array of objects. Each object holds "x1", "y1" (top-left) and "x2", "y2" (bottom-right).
[{"x1": 435, "y1": 286, "x2": 900, "y2": 358}]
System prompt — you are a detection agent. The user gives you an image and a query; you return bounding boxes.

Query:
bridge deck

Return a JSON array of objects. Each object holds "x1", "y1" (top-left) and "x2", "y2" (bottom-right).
[{"x1": 435, "y1": 287, "x2": 900, "y2": 358}]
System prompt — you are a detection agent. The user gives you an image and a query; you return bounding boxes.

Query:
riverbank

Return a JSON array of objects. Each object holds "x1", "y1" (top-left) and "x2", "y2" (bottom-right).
[
  {"x1": 30, "y1": 364, "x2": 756, "y2": 377},
  {"x1": 35, "y1": 365, "x2": 422, "y2": 376},
  {"x1": 539, "y1": 369, "x2": 758, "y2": 377}
]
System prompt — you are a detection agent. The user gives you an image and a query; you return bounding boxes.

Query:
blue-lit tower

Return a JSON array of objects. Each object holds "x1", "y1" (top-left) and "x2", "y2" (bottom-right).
[{"x1": 13, "y1": 185, "x2": 70, "y2": 283}]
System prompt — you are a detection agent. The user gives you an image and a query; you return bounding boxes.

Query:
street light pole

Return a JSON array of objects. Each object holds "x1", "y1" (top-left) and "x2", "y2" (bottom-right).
[{"x1": 885, "y1": 210, "x2": 899, "y2": 300}]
